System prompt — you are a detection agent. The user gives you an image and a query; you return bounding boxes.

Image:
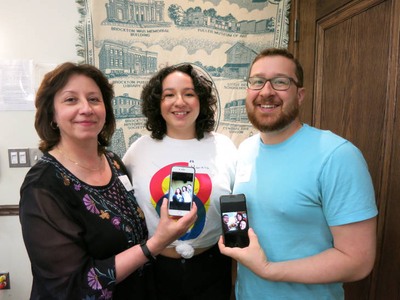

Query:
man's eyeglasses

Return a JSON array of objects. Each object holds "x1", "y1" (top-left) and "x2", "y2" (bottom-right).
[{"x1": 247, "y1": 76, "x2": 299, "y2": 91}]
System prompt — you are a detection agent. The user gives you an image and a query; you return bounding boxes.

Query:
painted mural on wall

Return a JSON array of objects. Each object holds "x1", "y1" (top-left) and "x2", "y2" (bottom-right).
[{"x1": 76, "y1": 0, "x2": 291, "y2": 157}]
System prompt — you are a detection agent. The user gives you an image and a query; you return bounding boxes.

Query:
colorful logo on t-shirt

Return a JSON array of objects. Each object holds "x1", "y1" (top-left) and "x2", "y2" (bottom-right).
[{"x1": 149, "y1": 162, "x2": 212, "y2": 240}]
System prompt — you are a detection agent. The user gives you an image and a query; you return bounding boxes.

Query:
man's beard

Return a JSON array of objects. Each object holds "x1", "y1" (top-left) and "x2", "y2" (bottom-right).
[{"x1": 246, "y1": 98, "x2": 300, "y2": 133}]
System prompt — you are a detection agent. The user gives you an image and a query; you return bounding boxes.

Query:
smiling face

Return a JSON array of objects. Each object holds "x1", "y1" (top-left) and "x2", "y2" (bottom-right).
[
  {"x1": 240, "y1": 220, "x2": 247, "y2": 230},
  {"x1": 246, "y1": 55, "x2": 305, "y2": 133},
  {"x1": 223, "y1": 215, "x2": 229, "y2": 224},
  {"x1": 53, "y1": 74, "x2": 106, "y2": 146},
  {"x1": 160, "y1": 71, "x2": 200, "y2": 139}
]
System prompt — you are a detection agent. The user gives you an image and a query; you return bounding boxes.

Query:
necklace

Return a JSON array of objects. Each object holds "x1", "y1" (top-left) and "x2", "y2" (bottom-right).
[{"x1": 56, "y1": 146, "x2": 103, "y2": 171}]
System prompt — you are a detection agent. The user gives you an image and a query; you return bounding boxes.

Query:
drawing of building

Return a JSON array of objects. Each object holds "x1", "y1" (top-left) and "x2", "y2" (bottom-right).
[
  {"x1": 256, "y1": 18, "x2": 274, "y2": 33},
  {"x1": 224, "y1": 99, "x2": 248, "y2": 123},
  {"x1": 222, "y1": 42, "x2": 258, "y2": 79},
  {"x1": 99, "y1": 40, "x2": 157, "y2": 76},
  {"x1": 188, "y1": 11, "x2": 205, "y2": 26},
  {"x1": 168, "y1": 5, "x2": 273, "y2": 34},
  {"x1": 112, "y1": 93, "x2": 144, "y2": 119},
  {"x1": 238, "y1": 20, "x2": 255, "y2": 33},
  {"x1": 104, "y1": 0, "x2": 171, "y2": 27}
]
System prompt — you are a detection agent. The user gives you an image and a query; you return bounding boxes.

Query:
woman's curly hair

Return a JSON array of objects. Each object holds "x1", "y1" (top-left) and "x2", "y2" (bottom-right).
[{"x1": 141, "y1": 64, "x2": 217, "y2": 140}]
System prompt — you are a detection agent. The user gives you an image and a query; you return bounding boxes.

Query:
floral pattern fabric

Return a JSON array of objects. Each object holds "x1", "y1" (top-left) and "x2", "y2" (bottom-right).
[{"x1": 20, "y1": 152, "x2": 148, "y2": 300}]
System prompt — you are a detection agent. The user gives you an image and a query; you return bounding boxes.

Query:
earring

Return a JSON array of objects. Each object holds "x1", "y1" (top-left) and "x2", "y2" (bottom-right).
[{"x1": 50, "y1": 121, "x2": 58, "y2": 130}]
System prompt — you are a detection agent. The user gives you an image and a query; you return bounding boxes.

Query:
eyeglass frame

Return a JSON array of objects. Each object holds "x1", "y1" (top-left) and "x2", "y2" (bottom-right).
[{"x1": 246, "y1": 76, "x2": 300, "y2": 91}]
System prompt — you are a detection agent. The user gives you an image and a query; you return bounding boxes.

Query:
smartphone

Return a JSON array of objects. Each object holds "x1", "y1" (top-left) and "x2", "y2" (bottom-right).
[
  {"x1": 220, "y1": 194, "x2": 250, "y2": 248},
  {"x1": 168, "y1": 165, "x2": 196, "y2": 217}
]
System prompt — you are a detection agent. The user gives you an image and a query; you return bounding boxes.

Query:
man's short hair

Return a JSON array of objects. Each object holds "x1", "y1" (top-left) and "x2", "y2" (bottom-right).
[{"x1": 250, "y1": 48, "x2": 304, "y2": 88}]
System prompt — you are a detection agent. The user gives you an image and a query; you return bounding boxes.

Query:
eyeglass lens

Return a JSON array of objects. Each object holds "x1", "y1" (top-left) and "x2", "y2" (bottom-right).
[{"x1": 247, "y1": 77, "x2": 291, "y2": 91}]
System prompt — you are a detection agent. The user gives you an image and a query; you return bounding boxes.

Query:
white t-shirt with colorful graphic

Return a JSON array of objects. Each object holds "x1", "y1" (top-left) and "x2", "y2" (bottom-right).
[{"x1": 123, "y1": 132, "x2": 237, "y2": 249}]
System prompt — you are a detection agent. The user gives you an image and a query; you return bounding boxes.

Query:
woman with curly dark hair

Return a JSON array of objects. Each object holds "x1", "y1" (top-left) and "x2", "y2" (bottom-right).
[
  {"x1": 123, "y1": 64, "x2": 237, "y2": 300},
  {"x1": 141, "y1": 64, "x2": 217, "y2": 140}
]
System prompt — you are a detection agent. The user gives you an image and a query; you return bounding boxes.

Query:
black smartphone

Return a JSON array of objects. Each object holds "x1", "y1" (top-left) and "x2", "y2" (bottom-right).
[
  {"x1": 220, "y1": 194, "x2": 250, "y2": 248},
  {"x1": 168, "y1": 165, "x2": 195, "y2": 217}
]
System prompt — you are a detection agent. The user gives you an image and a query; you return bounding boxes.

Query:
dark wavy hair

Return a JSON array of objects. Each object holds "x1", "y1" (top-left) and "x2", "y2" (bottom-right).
[
  {"x1": 250, "y1": 48, "x2": 304, "y2": 88},
  {"x1": 141, "y1": 64, "x2": 217, "y2": 140},
  {"x1": 35, "y1": 62, "x2": 116, "y2": 153}
]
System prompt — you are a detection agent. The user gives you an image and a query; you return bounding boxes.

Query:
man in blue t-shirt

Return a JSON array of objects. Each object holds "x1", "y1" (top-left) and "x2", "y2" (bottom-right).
[{"x1": 218, "y1": 48, "x2": 378, "y2": 300}]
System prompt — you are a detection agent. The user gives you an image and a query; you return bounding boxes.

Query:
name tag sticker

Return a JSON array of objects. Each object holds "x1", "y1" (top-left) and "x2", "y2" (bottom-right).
[
  {"x1": 236, "y1": 164, "x2": 252, "y2": 183},
  {"x1": 119, "y1": 175, "x2": 133, "y2": 191}
]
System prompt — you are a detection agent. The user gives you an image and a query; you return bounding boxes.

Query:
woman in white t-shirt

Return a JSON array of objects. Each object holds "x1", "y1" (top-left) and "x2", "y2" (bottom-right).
[{"x1": 123, "y1": 64, "x2": 237, "y2": 300}]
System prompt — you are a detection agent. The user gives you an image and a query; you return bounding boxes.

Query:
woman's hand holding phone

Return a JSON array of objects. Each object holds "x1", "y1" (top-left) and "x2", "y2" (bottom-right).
[{"x1": 147, "y1": 199, "x2": 197, "y2": 255}]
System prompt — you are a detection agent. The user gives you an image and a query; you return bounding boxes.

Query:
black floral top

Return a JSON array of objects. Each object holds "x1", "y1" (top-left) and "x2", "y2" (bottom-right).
[{"x1": 19, "y1": 152, "x2": 148, "y2": 300}]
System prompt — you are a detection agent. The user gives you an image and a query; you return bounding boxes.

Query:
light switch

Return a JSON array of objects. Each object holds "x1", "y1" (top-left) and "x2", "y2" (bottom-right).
[
  {"x1": 10, "y1": 152, "x2": 18, "y2": 164},
  {"x1": 8, "y1": 148, "x2": 30, "y2": 168},
  {"x1": 19, "y1": 151, "x2": 27, "y2": 164}
]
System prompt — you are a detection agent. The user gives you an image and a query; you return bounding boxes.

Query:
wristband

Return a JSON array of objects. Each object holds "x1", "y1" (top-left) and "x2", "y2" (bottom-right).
[{"x1": 140, "y1": 240, "x2": 156, "y2": 262}]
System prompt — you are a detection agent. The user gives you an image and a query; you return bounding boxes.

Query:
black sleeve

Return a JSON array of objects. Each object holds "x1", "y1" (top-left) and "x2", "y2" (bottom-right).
[{"x1": 20, "y1": 185, "x2": 117, "y2": 299}]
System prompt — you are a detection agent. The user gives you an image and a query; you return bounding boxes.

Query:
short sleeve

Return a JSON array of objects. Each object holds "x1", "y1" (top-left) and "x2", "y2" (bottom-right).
[{"x1": 320, "y1": 142, "x2": 378, "y2": 226}]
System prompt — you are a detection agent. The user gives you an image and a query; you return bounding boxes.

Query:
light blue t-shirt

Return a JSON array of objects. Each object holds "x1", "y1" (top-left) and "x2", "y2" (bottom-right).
[{"x1": 233, "y1": 124, "x2": 378, "y2": 300}]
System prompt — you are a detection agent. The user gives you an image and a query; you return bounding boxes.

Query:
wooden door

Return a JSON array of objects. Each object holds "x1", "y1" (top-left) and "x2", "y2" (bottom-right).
[{"x1": 295, "y1": 0, "x2": 400, "y2": 299}]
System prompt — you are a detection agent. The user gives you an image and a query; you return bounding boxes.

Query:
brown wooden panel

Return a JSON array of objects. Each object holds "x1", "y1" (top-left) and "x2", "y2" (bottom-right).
[
  {"x1": 370, "y1": 0, "x2": 400, "y2": 297},
  {"x1": 317, "y1": 0, "x2": 353, "y2": 20},
  {"x1": 316, "y1": 0, "x2": 390, "y2": 194},
  {"x1": 374, "y1": 74, "x2": 400, "y2": 298},
  {"x1": 314, "y1": 0, "x2": 392, "y2": 299},
  {"x1": 374, "y1": 73, "x2": 400, "y2": 299}
]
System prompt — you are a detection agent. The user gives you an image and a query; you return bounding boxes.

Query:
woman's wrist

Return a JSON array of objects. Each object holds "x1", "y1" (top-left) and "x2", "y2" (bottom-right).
[
  {"x1": 140, "y1": 240, "x2": 157, "y2": 262},
  {"x1": 145, "y1": 236, "x2": 166, "y2": 258}
]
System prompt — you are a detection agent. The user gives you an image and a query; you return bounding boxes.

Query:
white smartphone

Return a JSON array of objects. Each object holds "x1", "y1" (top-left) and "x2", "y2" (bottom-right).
[{"x1": 168, "y1": 165, "x2": 196, "y2": 217}]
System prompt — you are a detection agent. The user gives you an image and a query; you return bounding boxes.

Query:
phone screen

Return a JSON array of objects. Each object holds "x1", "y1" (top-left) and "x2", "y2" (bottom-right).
[
  {"x1": 220, "y1": 194, "x2": 250, "y2": 248},
  {"x1": 168, "y1": 166, "x2": 195, "y2": 216}
]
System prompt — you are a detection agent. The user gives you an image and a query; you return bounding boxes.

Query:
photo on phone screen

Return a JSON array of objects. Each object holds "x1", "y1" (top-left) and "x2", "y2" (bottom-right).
[
  {"x1": 168, "y1": 166, "x2": 195, "y2": 217},
  {"x1": 220, "y1": 194, "x2": 250, "y2": 248}
]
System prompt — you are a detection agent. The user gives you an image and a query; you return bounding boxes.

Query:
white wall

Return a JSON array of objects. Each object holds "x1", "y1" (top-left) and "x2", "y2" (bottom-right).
[{"x1": 0, "y1": 1, "x2": 80, "y2": 298}]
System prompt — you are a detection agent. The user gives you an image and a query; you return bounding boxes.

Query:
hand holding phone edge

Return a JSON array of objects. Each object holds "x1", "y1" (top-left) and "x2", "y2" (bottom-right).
[{"x1": 218, "y1": 227, "x2": 270, "y2": 279}]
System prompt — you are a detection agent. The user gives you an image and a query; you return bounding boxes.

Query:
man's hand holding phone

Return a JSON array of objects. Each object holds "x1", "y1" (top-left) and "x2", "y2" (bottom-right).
[{"x1": 218, "y1": 228, "x2": 271, "y2": 280}]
